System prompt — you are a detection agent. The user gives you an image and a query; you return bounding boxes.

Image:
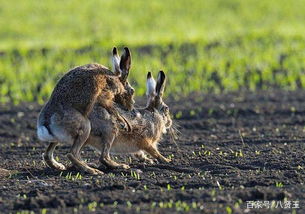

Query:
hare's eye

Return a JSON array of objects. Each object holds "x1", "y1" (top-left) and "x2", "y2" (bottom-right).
[
  {"x1": 127, "y1": 86, "x2": 134, "y2": 95},
  {"x1": 163, "y1": 106, "x2": 169, "y2": 112}
]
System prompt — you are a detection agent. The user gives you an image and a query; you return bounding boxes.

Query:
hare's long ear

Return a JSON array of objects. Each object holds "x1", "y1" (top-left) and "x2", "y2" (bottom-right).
[
  {"x1": 119, "y1": 47, "x2": 131, "y2": 82},
  {"x1": 155, "y1": 71, "x2": 166, "y2": 97},
  {"x1": 112, "y1": 47, "x2": 121, "y2": 76},
  {"x1": 146, "y1": 72, "x2": 156, "y2": 97}
]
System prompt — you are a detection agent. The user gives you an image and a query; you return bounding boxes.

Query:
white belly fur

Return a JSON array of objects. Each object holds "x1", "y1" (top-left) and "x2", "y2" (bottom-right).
[
  {"x1": 88, "y1": 135, "x2": 141, "y2": 154},
  {"x1": 110, "y1": 136, "x2": 140, "y2": 154}
]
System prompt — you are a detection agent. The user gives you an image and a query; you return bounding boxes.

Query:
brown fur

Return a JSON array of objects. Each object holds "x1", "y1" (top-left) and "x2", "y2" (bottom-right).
[
  {"x1": 39, "y1": 63, "x2": 125, "y2": 127},
  {"x1": 38, "y1": 47, "x2": 135, "y2": 175},
  {"x1": 84, "y1": 71, "x2": 172, "y2": 169},
  {"x1": 42, "y1": 71, "x2": 171, "y2": 173}
]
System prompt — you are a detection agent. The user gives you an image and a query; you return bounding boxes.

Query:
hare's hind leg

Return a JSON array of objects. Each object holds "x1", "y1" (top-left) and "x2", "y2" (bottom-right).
[
  {"x1": 98, "y1": 134, "x2": 130, "y2": 169},
  {"x1": 44, "y1": 142, "x2": 66, "y2": 170},
  {"x1": 67, "y1": 153, "x2": 104, "y2": 175},
  {"x1": 52, "y1": 108, "x2": 103, "y2": 175},
  {"x1": 66, "y1": 118, "x2": 104, "y2": 175}
]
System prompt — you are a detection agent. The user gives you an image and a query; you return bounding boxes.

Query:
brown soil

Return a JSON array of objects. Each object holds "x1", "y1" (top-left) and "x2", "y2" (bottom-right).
[{"x1": 0, "y1": 90, "x2": 304, "y2": 213}]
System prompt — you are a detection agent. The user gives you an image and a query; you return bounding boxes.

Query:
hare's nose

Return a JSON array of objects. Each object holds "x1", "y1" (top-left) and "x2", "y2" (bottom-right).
[{"x1": 130, "y1": 88, "x2": 135, "y2": 95}]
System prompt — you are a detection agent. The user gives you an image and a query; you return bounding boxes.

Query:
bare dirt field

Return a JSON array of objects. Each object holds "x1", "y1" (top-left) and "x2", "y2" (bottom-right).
[{"x1": 0, "y1": 90, "x2": 304, "y2": 213}]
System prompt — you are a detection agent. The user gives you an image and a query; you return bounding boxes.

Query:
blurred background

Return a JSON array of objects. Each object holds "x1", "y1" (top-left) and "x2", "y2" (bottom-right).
[{"x1": 0, "y1": 0, "x2": 304, "y2": 104}]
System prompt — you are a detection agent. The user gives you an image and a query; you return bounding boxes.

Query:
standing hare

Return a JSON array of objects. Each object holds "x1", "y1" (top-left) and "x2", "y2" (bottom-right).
[
  {"x1": 45, "y1": 71, "x2": 172, "y2": 174},
  {"x1": 88, "y1": 71, "x2": 173, "y2": 171},
  {"x1": 37, "y1": 47, "x2": 135, "y2": 175}
]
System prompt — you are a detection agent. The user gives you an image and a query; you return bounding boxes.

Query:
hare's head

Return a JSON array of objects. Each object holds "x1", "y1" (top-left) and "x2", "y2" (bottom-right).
[
  {"x1": 146, "y1": 71, "x2": 172, "y2": 132},
  {"x1": 112, "y1": 47, "x2": 135, "y2": 110}
]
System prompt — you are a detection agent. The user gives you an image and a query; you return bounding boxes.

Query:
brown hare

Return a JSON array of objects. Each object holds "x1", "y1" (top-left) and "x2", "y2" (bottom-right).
[
  {"x1": 37, "y1": 47, "x2": 135, "y2": 175},
  {"x1": 44, "y1": 71, "x2": 172, "y2": 173},
  {"x1": 87, "y1": 71, "x2": 173, "y2": 170}
]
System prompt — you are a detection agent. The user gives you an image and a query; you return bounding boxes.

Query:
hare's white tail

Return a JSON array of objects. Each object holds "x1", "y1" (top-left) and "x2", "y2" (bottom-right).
[{"x1": 37, "y1": 125, "x2": 54, "y2": 142}]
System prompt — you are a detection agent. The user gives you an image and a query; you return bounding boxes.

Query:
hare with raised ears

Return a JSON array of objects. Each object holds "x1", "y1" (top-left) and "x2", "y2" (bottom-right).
[
  {"x1": 84, "y1": 70, "x2": 172, "y2": 170},
  {"x1": 38, "y1": 47, "x2": 134, "y2": 175}
]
